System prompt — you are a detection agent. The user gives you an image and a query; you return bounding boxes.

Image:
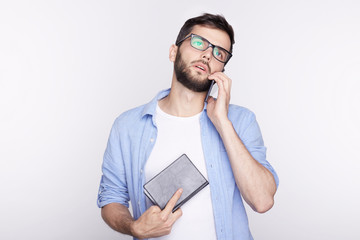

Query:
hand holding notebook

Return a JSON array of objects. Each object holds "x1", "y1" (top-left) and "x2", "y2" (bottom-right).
[
  {"x1": 143, "y1": 154, "x2": 209, "y2": 212},
  {"x1": 132, "y1": 188, "x2": 183, "y2": 239}
]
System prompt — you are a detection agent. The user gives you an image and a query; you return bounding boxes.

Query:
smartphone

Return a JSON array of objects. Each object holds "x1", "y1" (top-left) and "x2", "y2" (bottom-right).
[{"x1": 205, "y1": 80, "x2": 216, "y2": 102}]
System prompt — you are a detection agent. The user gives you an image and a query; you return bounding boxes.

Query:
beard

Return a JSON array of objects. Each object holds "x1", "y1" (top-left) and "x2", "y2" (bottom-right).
[{"x1": 174, "y1": 51, "x2": 212, "y2": 92}]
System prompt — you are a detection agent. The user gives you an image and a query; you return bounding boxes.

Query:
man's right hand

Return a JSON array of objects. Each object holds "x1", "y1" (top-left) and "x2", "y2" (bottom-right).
[{"x1": 131, "y1": 188, "x2": 183, "y2": 239}]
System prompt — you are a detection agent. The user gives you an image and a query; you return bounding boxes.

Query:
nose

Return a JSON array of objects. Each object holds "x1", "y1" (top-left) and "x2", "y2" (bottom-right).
[{"x1": 201, "y1": 47, "x2": 213, "y2": 62}]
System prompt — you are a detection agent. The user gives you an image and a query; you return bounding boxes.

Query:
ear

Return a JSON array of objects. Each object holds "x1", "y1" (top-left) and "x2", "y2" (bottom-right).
[{"x1": 169, "y1": 44, "x2": 178, "y2": 62}]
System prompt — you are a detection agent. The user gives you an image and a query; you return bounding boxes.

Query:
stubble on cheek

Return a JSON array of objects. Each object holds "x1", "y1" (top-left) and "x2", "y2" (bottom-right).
[{"x1": 174, "y1": 51, "x2": 212, "y2": 92}]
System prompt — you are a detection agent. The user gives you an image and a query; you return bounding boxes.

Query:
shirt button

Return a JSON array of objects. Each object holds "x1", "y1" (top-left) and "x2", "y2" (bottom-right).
[
  {"x1": 150, "y1": 138, "x2": 154, "y2": 142},
  {"x1": 140, "y1": 169, "x2": 143, "y2": 174}
]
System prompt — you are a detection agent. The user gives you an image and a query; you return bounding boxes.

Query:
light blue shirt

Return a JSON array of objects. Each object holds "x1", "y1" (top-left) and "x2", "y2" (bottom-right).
[{"x1": 97, "y1": 89, "x2": 279, "y2": 240}]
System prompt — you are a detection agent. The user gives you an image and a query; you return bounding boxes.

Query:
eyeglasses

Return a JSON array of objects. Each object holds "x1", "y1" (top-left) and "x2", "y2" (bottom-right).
[{"x1": 176, "y1": 33, "x2": 232, "y2": 64}]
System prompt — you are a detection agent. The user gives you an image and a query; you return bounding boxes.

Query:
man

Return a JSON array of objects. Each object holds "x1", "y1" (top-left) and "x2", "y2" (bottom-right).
[{"x1": 97, "y1": 13, "x2": 279, "y2": 240}]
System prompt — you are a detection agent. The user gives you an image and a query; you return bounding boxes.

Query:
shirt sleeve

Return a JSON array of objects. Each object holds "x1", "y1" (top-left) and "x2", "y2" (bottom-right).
[
  {"x1": 97, "y1": 120, "x2": 130, "y2": 208},
  {"x1": 239, "y1": 112, "x2": 280, "y2": 188}
]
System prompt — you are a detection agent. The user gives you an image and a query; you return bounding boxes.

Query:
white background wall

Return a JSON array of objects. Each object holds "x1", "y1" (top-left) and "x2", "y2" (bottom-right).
[{"x1": 1, "y1": 0, "x2": 359, "y2": 239}]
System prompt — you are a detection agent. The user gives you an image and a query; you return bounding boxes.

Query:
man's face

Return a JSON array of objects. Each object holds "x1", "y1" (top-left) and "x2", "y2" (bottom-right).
[{"x1": 173, "y1": 25, "x2": 231, "y2": 92}]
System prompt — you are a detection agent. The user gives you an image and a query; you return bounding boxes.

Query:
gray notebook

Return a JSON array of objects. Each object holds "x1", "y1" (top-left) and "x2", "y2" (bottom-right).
[{"x1": 143, "y1": 154, "x2": 209, "y2": 212}]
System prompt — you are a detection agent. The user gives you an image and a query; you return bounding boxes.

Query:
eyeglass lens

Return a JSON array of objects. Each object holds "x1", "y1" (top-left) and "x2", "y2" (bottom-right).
[{"x1": 190, "y1": 35, "x2": 229, "y2": 63}]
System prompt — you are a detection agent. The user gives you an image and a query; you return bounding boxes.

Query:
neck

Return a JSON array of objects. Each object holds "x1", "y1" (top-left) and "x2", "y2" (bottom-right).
[{"x1": 158, "y1": 73, "x2": 207, "y2": 117}]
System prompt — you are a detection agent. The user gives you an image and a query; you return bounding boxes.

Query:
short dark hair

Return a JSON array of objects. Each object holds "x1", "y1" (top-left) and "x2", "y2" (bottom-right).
[{"x1": 175, "y1": 13, "x2": 235, "y2": 53}]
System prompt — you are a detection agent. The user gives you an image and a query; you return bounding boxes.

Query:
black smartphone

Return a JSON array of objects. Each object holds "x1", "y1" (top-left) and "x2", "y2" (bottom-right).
[{"x1": 205, "y1": 80, "x2": 216, "y2": 102}]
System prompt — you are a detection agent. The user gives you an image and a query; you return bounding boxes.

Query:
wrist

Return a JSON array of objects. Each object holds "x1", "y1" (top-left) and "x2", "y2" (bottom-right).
[
  {"x1": 216, "y1": 119, "x2": 234, "y2": 140},
  {"x1": 213, "y1": 116, "x2": 231, "y2": 131},
  {"x1": 129, "y1": 220, "x2": 140, "y2": 238}
]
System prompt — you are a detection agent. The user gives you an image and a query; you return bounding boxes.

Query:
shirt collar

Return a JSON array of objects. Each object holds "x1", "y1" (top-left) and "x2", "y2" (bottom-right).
[{"x1": 141, "y1": 88, "x2": 171, "y2": 118}]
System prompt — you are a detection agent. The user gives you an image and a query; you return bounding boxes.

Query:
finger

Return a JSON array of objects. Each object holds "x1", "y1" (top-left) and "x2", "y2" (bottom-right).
[
  {"x1": 216, "y1": 78, "x2": 231, "y2": 103},
  {"x1": 208, "y1": 74, "x2": 221, "y2": 90},
  {"x1": 208, "y1": 74, "x2": 231, "y2": 105},
  {"x1": 208, "y1": 74, "x2": 225, "y2": 93},
  {"x1": 162, "y1": 188, "x2": 183, "y2": 216},
  {"x1": 209, "y1": 72, "x2": 231, "y2": 94},
  {"x1": 148, "y1": 205, "x2": 162, "y2": 213},
  {"x1": 162, "y1": 207, "x2": 183, "y2": 231},
  {"x1": 172, "y1": 207, "x2": 183, "y2": 220},
  {"x1": 217, "y1": 74, "x2": 231, "y2": 95},
  {"x1": 215, "y1": 77, "x2": 226, "y2": 99},
  {"x1": 224, "y1": 76, "x2": 231, "y2": 96}
]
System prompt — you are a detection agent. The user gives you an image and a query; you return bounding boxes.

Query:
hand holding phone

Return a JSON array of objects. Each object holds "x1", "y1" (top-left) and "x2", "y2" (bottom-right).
[{"x1": 205, "y1": 72, "x2": 232, "y2": 126}]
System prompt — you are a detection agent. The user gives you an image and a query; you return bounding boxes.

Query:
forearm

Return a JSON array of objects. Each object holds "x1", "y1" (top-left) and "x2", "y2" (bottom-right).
[
  {"x1": 101, "y1": 203, "x2": 136, "y2": 236},
  {"x1": 216, "y1": 119, "x2": 277, "y2": 213}
]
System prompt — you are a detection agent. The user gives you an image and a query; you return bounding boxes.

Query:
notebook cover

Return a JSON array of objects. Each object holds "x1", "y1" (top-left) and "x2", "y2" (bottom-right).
[{"x1": 143, "y1": 154, "x2": 209, "y2": 212}]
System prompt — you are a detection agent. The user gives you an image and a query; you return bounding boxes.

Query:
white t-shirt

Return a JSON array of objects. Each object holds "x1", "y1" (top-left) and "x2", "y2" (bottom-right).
[{"x1": 145, "y1": 103, "x2": 217, "y2": 240}]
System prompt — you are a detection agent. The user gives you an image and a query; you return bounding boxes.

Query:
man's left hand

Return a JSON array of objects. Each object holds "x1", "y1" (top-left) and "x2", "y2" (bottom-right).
[{"x1": 206, "y1": 72, "x2": 232, "y2": 128}]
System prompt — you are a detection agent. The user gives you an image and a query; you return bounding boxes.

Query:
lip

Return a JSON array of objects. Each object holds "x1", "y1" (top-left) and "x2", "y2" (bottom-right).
[{"x1": 192, "y1": 62, "x2": 209, "y2": 74}]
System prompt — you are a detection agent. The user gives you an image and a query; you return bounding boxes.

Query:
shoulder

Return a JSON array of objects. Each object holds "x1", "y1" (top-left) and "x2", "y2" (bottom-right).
[
  {"x1": 227, "y1": 104, "x2": 260, "y2": 137},
  {"x1": 112, "y1": 104, "x2": 148, "y2": 131},
  {"x1": 109, "y1": 89, "x2": 169, "y2": 132},
  {"x1": 228, "y1": 104, "x2": 256, "y2": 123}
]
